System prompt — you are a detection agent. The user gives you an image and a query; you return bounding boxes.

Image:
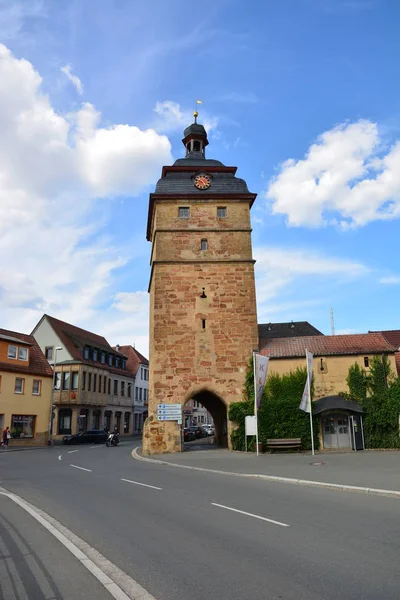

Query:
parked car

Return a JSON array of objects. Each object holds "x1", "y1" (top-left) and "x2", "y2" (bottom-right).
[
  {"x1": 184, "y1": 428, "x2": 196, "y2": 442},
  {"x1": 189, "y1": 426, "x2": 208, "y2": 439},
  {"x1": 204, "y1": 426, "x2": 215, "y2": 436},
  {"x1": 62, "y1": 429, "x2": 109, "y2": 445}
]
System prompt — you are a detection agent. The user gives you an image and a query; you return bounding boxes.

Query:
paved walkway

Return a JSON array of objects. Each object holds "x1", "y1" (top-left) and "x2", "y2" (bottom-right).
[{"x1": 141, "y1": 447, "x2": 400, "y2": 492}]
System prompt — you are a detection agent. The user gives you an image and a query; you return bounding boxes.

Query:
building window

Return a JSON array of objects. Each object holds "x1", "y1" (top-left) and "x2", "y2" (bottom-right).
[
  {"x1": 98, "y1": 375, "x2": 102, "y2": 392},
  {"x1": 54, "y1": 372, "x2": 61, "y2": 390},
  {"x1": 115, "y1": 358, "x2": 120, "y2": 369},
  {"x1": 217, "y1": 206, "x2": 227, "y2": 218},
  {"x1": 124, "y1": 412, "x2": 130, "y2": 433},
  {"x1": 45, "y1": 346, "x2": 53, "y2": 360},
  {"x1": 82, "y1": 371, "x2": 86, "y2": 391},
  {"x1": 58, "y1": 409, "x2": 72, "y2": 435},
  {"x1": 104, "y1": 376, "x2": 107, "y2": 394},
  {"x1": 178, "y1": 207, "x2": 190, "y2": 219},
  {"x1": 201, "y1": 239, "x2": 208, "y2": 251},
  {"x1": 114, "y1": 379, "x2": 118, "y2": 395},
  {"x1": 108, "y1": 378, "x2": 111, "y2": 395},
  {"x1": 108, "y1": 355, "x2": 113, "y2": 367},
  {"x1": 88, "y1": 373, "x2": 92, "y2": 391},
  {"x1": 364, "y1": 357, "x2": 369, "y2": 368},
  {"x1": 93, "y1": 374, "x2": 97, "y2": 391},
  {"x1": 127, "y1": 383, "x2": 132, "y2": 398},
  {"x1": 0, "y1": 375, "x2": 2, "y2": 392},
  {"x1": 19, "y1": 347, "x2": 29, "y2": 361},
  {"x1": 135, "y1": 387, "x2": 138, "y2": 400},
  {"x1": 8, "y1": 345, "x2": 17, "y2": 359},
  {"x1": 121, "y1": 381, "x2": 125, "y2": 397},
  {"x1": 92, "y1": 349, "x2": 98, "y2": 362},
  {"x1": 101, "y1": 352, "x2": 106, "y2": 364},
  {"x1": 62, "y1": 372, "x2": 70, "y2": 390},
  {"x1": 83, "y1": 347, "x2": 89, "y2": 360},
  {"x1": 15, "y1": 377, "x2": 24, "y2": 394},
  {"x1": 11, "y1": 415, "x2": 35, "y2": 439},
  {"x1": 32, "y1": 380, "x2": 41, "y2": 395},
  {"x1": 71, "y1": 372, "x2": 79, "y2": 390},
  {"x1": 139, "y1": 388, "x2": 142, "y2": 401},
  {"x1": 122, "y1": 360, "x2": 126, "y2": 370}
]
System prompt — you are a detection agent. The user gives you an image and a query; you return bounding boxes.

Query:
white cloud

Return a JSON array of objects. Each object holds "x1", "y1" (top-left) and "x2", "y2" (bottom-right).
[
  {"x1": 266, "y1": 120, "x2": 400, "y2": 228},
  {"x1": 153, "y1": 100, "x2": 218, "y2": 136},
  {"x1": 0, "y1": 43, "x2": 172, "y2": 342},
  {"x1": 254, "y1": 246, "x2": 368, "y2": 322},
  {"x1": 61, "y1": 64, "x2": 83, "y2": 95},
  {"x1": 380, "y1": 276, "x2": 400, "y2": 285}
]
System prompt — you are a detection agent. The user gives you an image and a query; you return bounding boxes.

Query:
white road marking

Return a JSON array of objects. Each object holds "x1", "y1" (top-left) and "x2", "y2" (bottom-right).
[
  {"x1": 90, "y1": 445, "x2": 103, "y2": 449},
  {"x1": 68, "y1": 449, "x2": 79, "y2": 454},
  {"x1": 58, "y1": 455, "x2": 62, "y2": 461},
  {"x1": 0, "y1": 487, "x2": 157, "y2": 600},
  {"x1": 211, "y1": 502, "x2": 289, "y2": 528},
  {"x1": 121, "y1": 478, "x2": 162, "y2": 491},
  {"x1": 70, "y1": 465, "x2": 92, "y2": 473}
]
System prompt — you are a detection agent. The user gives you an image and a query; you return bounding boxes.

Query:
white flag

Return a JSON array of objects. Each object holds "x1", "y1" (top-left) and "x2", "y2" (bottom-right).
[
  {"x1": 255, "y1": 354, "x2": 269, "y2": 410},
  {"x1": 299, "y1": 350, "x2": 313, "y2": 413}
]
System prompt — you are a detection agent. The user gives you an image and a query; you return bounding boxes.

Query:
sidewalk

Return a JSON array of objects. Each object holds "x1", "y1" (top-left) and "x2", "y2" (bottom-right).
[
  {"x1": 138, "y1": 447, "x2": 400, "y2": 493},
  {"x1": 2, "y1": 434, "x2": 143, "y2": 453}
]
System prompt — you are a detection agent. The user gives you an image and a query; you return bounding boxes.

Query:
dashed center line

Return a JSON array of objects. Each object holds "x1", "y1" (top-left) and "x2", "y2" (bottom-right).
[
  {"x1": 68, "y1": 450, "x2": 79, "y2": 454},
  {"x1": 211, "y1": 502, "x2": 289, "y2": 527},
  {"x1": 70, "y1": 464, "x2": 92, "y2": 472},
  {"x1": 121, "y1": 478, "x2": 162, "y2": 491}
]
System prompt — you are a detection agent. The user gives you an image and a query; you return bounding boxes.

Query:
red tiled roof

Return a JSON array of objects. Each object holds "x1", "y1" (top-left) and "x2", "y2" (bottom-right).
[
  {"x1": 370, "y1": 330, "x2": 400, "y2": 350},
  {"x1": 260, "y1": 333, "x2": 396, "y2": 359},
  {"x1": 113, "y1": 345, "x2": 149, "y2": 377},
  {"x1": 0, "y1": 328, "x2": 53, "y2": 378},
  {"x1": 35, "y1": 315, "x2": 130, "y2": 376}
]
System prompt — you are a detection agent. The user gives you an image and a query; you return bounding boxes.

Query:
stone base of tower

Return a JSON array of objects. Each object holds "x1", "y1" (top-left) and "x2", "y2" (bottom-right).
[{"x1": 142, "y1": 415, "x2": 181, "y2": 455}]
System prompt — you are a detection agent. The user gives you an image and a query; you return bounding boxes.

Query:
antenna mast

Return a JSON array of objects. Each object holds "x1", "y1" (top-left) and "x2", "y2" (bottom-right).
[{"x1": 330, "y1": 307, "x2": 335, "y2": 336}]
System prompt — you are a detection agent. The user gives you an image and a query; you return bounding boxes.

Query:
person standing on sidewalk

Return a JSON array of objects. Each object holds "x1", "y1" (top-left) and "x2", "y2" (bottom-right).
[{"x1": 1, "y1": 426, "x2": 10, "y2": 449}]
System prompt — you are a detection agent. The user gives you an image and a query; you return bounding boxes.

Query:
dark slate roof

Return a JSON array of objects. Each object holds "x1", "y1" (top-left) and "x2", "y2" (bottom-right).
[
  {"x1": 154, "y1": 169, "x2": 250, "y2": 195},
  {"x1": 183, "y1": 123, "x2": 208, "y2": 138},
  {"x1": 313, "y1": 396, "x2": 363, "y2": 415},
  {"x1": 0, "y1": 328, "x2": 53, "y2": 378},
  {"x1": 258, "y1": 321, "x2": 323, "y2": 340},
  {"x1": 260, "y1": 333, "x2": 396, "y2": 358}
]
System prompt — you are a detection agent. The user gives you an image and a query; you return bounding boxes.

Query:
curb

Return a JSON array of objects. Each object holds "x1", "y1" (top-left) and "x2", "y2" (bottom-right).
[{"x1": 132, "y1": 447, "x2": 400, "y2": 499}]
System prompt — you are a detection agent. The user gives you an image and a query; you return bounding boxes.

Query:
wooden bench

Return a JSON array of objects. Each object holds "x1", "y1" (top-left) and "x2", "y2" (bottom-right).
[{"x1": 266, "y1": 438, "x2": 302, "y2": 452}]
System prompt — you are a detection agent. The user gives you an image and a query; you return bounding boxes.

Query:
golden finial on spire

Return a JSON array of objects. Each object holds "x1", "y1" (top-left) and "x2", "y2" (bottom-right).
[{"x1": 194, "y1": 99, "x2": 202, "y2": 123}]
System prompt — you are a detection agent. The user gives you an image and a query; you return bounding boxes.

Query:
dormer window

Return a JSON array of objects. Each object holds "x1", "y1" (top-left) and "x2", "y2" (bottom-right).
[
  {"x1": 115, "y1": 358, "x2": 120, "y2": 369},
  {"x1": 8, "y1": 345, "x2": 17, "y2": 359},
  {"x1": 19, "y1": 347, "x2": 28, "y2": 361},
  {"x1": 83, "y1": 347, "x2": 89, "y2": 360},
  {"x1": 108, "y1": 354, "x2": 113, "y2": 366},
  {"x1": 101, "y1": 352, "x2": 106, "y2": 364},
  {"x1": 92, "y1": 349, "x2": 98, "y2": 362}
]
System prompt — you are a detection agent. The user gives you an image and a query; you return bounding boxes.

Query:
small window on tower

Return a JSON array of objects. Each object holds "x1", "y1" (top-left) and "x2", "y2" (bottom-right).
[
  {"x1": 201, "y1": 239, "x2": 208, "y2": 251},
  {"x1": 217, "y1": 207, "x2": 227, "y2": 218},
  {"x1": 364, "y1": 357, "x2": 369, "y2": 368},
  {"x1": 179, "y1": 207, "x2": 190, "y2": 219},
  {"x1": 193, "y1": 141, "x2": 201, "y2": 151},
  {"x1": 202, "y1": 319, "x2": 206, "y2": 330}
]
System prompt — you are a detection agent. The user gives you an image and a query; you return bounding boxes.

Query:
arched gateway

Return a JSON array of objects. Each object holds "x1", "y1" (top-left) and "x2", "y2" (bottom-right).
[{"x1": 142, "y1": 112, "x2": 259, "y2": 455}]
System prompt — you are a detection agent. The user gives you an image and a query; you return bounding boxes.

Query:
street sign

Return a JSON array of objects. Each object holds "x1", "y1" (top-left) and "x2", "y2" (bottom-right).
[{"x1": 157, "y1": 403, "x2": 182, "y2": 425}]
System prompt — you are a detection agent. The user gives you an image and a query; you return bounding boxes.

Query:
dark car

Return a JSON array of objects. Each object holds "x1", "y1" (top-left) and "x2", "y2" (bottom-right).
[
  {"x1": 184, "y1": 428, "x2": 196, "y2": 442},
  {"x1": 190, "y1": 426, "x2": 207, "y2": 439},
  {"x1": 62, "y1": 429, "x2": 108, "y2": 445}
]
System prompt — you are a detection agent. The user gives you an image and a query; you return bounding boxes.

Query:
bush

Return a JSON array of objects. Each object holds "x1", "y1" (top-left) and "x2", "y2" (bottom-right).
[{"x1": 229, "y1": 357, "x2": 320, "y2": 452}]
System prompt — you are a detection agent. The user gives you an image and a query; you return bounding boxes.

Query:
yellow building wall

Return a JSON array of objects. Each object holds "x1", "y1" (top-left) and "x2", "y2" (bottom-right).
[
  {"x1": 0, "y1": 370, "x2": 52, "y2": 446},
  {"x1": 267, "y1": 354, "x2": 397, "y2": 399}
]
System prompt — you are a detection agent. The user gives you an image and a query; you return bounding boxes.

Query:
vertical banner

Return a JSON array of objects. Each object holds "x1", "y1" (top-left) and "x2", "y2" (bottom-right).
[
  {"x1": 253, "y1": 353, "x2": 270, "y2": 456},
  {"x1": 299, "y1": 349, "x2": 315, "y2": 455}
]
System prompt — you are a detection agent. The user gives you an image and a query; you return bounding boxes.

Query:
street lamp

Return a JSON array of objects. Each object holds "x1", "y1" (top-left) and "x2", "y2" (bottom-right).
[{"x1": 48, "y1": 346, "x2": 63, "y2": 446}]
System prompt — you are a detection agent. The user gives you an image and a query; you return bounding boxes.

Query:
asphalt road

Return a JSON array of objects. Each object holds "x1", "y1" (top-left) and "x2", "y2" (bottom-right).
[{"x1": 1, "y1": 442, "x2": 399, "y2": 600}]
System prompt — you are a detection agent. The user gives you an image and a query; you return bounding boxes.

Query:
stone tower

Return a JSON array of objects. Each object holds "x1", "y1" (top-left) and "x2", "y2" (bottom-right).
[{"x1": 142, "y1": 115, "x2": 259, "y2": 454}]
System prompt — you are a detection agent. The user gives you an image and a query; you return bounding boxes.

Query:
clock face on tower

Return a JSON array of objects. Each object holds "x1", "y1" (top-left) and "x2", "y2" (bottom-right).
[{"x1": 194, "y1": 173, "x2": 211, "y2": 190}]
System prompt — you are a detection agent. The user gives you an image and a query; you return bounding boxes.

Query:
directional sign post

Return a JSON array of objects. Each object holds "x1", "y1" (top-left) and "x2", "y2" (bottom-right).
[{"x1": 157, "y1": 403, "x2": 182, "y2": 425}]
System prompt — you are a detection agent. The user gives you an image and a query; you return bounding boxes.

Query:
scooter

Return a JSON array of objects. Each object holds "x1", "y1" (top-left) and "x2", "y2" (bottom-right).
[{"x1": 106, "y1": 432, "x2": 120, "y2": 447}]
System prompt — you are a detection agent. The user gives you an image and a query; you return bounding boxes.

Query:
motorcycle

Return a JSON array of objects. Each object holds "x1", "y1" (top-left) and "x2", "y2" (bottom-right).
[{"x1": 106, "y1": 432, "x2": 120, "y2": 447}]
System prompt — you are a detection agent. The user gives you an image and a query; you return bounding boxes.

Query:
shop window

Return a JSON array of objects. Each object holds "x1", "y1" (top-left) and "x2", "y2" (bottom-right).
[
  {"x1": 71, "y1": 372, "x2": 79, "y2": 390},
  {"x1": 32, "y1": 380, "x2": 41, "y2": 395},
  {"x1": 58, "y1": 409, "x2": 72, "y2": 435},
  {"x1": 124, "y1": 412, "x2": 130, "y2": 433},
  {"x1": 11, "y1": 415, "x2": 35, "y2": 439}
]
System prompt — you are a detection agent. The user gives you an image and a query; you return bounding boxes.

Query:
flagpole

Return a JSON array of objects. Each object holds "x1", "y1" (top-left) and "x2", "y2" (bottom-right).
[
  {"x1": 306, "y1": 348, "x2": 315, "y2": 456},
  {"x1": 253, "y1": 351, "x2": 259, "y2": 457}
]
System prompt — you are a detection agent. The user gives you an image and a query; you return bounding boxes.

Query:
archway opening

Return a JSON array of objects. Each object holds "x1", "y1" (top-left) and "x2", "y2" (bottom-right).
[{"x1": 183, "y1": 391, "x2": 228, "y2": 449}]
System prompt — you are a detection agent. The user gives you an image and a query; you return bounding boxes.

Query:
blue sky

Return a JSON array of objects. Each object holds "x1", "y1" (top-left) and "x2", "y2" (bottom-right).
[{"x1": 0, "y1": 0, "x2": 399, "y2": 354}]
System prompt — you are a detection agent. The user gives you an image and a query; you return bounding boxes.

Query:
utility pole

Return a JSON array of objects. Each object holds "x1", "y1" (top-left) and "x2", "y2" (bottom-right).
[{"x1": 330, "y1": 307, "x2": 335, "y2": 336}]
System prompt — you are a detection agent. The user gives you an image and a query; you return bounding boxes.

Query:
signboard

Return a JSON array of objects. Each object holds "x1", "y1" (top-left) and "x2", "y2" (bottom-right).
[
  {"x1": 245, "y1": 415, "x2": 257, "y2": 436},
  {"x1": 157, "y1": 403, "x2": 182, "y2": 425}
]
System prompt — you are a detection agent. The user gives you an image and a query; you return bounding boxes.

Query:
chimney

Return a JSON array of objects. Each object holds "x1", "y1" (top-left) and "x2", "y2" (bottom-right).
[{"x1": 116, "y1": 344, "x2": 120, "y2": 352}]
